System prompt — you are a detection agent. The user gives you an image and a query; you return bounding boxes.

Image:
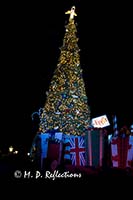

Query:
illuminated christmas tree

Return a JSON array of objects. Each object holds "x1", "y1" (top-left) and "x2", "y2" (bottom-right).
[{"x1": 39, "y1": 6, "x2": 91, "y2": 136}]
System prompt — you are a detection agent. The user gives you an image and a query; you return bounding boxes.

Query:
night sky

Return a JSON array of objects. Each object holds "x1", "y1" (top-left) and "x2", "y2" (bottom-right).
[{"x1": 1, "y1": 1, "x2": 132, "y2": 151}]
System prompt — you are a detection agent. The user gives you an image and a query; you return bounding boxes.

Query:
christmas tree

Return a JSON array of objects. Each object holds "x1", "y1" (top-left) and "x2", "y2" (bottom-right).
[{"x1": 39, "y1": 6, "x2": 91, "y2": 136}]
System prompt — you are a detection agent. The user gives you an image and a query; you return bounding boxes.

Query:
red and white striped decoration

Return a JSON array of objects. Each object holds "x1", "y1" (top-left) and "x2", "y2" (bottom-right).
[
  {"x1": 126, "y1": 135, "x2": 133, "y2": 167},
  {"x1": 113, "y1": 115, "x2": 118, "y2": 136},
  {"x1": 111, "y1": 136, "x2": 132, "y2": 168},
  {"x1": 111, "y1": 137, "x2": 119, "y2": 167}
]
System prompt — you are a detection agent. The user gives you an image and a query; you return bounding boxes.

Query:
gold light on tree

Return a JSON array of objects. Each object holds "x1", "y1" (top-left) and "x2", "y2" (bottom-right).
[{"x1": 39, "y1": 6, "x2": 91, "y2": 135}]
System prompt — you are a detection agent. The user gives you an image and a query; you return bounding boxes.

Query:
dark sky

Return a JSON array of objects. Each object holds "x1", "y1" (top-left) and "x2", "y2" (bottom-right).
[{"x1": 1, "y1": 1, "x2": 133, "y2": 151}]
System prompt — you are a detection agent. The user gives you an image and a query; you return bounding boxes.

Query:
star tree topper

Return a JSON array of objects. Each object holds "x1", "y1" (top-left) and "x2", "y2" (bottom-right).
[{"x1": 65, "y1": 6, "x2": 77, "y2": 21}]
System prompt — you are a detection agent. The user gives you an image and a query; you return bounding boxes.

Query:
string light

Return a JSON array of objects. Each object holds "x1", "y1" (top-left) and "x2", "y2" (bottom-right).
[{"x1": 39, "y1": 7, "x2": 91, "y2": 135}]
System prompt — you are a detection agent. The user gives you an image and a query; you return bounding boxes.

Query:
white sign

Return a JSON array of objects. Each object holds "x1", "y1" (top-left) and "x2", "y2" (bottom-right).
[{"x1": 91, "y1": 115, "x2": 110, "y2": 128}]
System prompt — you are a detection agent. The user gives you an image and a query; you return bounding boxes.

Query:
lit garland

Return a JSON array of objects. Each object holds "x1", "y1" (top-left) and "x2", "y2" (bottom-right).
[{"x1": 39, "y1": 7, "x2": 91, "y2": 135}]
